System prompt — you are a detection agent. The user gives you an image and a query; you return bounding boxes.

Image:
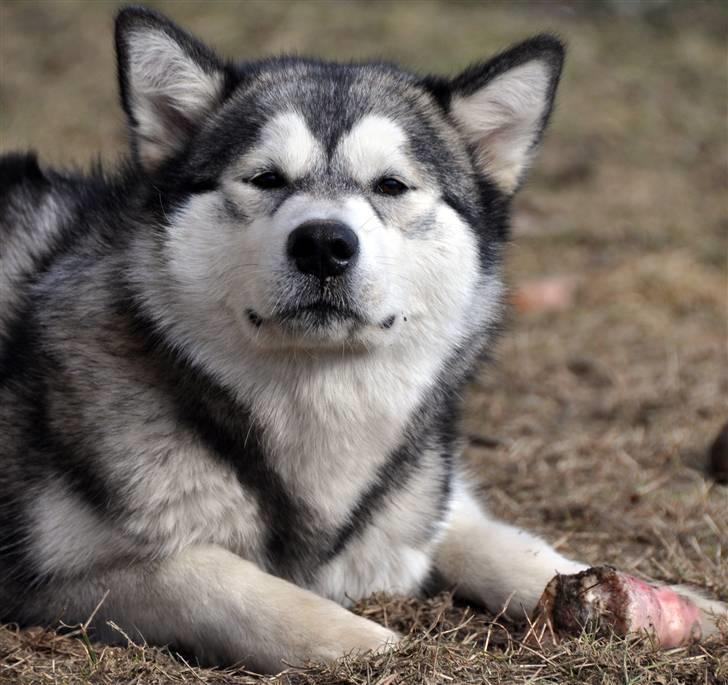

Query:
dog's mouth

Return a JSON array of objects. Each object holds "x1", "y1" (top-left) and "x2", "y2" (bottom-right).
[
  {"x1": 277, "y1": 302, "x2": 366, "y2": 326},
  {"x1": 246, "y1": 304, "x2": 396, "y2": 332}
]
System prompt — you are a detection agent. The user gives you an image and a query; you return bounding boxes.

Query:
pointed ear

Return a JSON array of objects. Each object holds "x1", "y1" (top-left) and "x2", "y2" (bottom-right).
[
  {"x1": 447, "y1": 35, "x2": 565, "y2": 194},
  {"x1": 115, "y1": 7, "x2": 229, "y2": 171}
]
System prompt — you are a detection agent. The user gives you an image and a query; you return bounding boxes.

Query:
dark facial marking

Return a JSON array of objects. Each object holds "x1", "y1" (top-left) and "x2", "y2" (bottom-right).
[
  {"x1": 223, "y1": 196, "x2": 248, "y2": 222},
  {"x1": 381, "y1": 315, "x2": 396, "y2": 329},
  {"x1": 405, "y1": 208, "x2": 438, "y2": 239},
  {"x1": 246, "y1": 309, "x2": 263, "y2": 328}
]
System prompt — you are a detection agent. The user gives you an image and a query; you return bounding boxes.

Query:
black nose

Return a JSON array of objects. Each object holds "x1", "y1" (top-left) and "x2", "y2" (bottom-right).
[{"x1": 287, "y1": 220, "x2": 359, "y2": 279}]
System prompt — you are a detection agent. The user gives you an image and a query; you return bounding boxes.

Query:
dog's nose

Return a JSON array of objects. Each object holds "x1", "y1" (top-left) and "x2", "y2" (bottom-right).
[{"x1": 287, "y1": 220, "x2": 359, "y2": 279}]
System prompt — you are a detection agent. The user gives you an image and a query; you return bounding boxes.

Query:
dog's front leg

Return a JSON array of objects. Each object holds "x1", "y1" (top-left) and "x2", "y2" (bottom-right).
[
  {"x1": 434, "y1": 488, "x2": 727, "y2": 642},
  {"x1": 433, "y1": 487, "x2": 586, "y2": 619},
  {"x1": 29, "y1": 544, "x2": 398, "y2": 672}
]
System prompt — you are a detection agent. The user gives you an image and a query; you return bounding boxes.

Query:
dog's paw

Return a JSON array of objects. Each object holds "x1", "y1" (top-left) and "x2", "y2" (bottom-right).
[
  {"x1": 670, "y1": 585, "x2": 728, "y2": 640},
  {"x1": 312, "y1": 613, "x2": 400, "y2": 663},
  {"x1": 290, "y1": 604, "x2": 400, "y2": 666}
]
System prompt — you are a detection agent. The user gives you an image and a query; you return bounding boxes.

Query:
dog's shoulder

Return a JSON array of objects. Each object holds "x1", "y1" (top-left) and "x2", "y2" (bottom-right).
[
  {"x1": 0, "y1": 151, "x2": 100, "y2": 354},
  {"x1": 0, "y1": 152, "x2": 122, "y2": 284}
]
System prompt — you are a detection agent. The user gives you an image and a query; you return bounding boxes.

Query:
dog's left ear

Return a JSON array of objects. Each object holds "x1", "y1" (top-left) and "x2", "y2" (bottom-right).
[
  {"x1": 442, "y1": 35, "x2": 565, "y2": 195},
  {"x1": 115, "y1": 7, "x2": 230, "y2": 172}
]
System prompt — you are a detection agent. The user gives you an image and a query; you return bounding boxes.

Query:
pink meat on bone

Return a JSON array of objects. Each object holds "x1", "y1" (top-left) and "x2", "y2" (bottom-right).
[
  {"x1": 531, "y1": 566, "x2": 703, "y2": 648},
  {"x1": 620, "y1": 575, "x2": 702, "y2": 648}
]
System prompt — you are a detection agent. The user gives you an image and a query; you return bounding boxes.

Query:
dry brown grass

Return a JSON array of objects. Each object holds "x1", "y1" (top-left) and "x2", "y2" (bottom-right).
[
  {"x1": 2, "y1": 597, "x2": 727, "y2": 684},
  {"x1": 1, "y1": 1, "x2": 727, "y2": 683}
]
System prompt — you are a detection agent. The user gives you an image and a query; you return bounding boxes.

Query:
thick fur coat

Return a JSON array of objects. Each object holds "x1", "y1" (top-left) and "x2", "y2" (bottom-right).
[{"x1": 1, "y1": 7, "x2": 724, "y2": 672}]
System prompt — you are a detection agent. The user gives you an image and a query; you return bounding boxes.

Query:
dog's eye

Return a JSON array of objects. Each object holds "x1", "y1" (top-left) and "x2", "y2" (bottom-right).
[
  {"x1": 249, "y1": 171, "x2": 287, "y2": 190},
  {"x1": 375, "y1": 177, "x2": 409, "y2": 197}
]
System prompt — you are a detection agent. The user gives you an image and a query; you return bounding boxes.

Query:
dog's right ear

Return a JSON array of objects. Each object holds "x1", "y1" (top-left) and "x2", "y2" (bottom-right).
[
  {"x1": 432, "y1": 35, "x2": 565, "y2": 196},
  {"x1": 115, "y1": 7, "x2": 230, "y2": 172}
]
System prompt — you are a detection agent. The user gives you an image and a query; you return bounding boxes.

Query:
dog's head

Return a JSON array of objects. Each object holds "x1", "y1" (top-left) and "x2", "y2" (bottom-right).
[{"x1": 117, "y1": 8, "x2": 563, "y2": 358}]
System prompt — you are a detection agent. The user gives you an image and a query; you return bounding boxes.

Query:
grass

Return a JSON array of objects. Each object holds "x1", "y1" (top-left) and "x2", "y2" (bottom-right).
[
  {"x1": 1, "y1": 0, "x2": 727, "y2": 683},
  {"x1": 2, "y1": 596, "x2": 727, "y2": 684}
]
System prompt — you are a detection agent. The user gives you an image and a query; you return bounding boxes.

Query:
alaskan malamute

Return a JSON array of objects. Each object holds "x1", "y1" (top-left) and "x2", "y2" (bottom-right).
[{"x1": 1, "y1": 6, "x2": 724, "y2": 671}]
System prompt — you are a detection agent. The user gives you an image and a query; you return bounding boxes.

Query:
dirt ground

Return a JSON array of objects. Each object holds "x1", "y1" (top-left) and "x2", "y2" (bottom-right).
[{"x1": 1, "y1": 1, "x2": 726, "y2": 683}]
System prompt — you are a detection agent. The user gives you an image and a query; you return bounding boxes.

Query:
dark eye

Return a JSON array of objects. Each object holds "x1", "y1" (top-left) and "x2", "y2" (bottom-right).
[
  {"x1": 249, "y1": 171, "x2": 287, "y2": 190},
  {"x1": 375, "y1": 177, "x2": 409, "y2": 196}
]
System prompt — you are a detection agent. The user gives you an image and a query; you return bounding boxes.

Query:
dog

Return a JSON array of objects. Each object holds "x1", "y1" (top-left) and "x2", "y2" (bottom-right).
[{"x1": 1, "y1": 6, "x2": 724, "y2": 672}]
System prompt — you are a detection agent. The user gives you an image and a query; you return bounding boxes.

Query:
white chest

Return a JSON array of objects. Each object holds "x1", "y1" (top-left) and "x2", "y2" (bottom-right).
[{"x1": 241, "y1": 347, "x2": 442, "y2": 527}]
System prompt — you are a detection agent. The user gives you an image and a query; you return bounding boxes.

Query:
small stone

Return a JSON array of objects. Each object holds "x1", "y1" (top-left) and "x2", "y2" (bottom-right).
[
  {"x1": 512, "y1": 276, "x2": 576, "y2": 314},
  {"x1": 708, "y1": 420, "x2": 728, "y2": 484}
]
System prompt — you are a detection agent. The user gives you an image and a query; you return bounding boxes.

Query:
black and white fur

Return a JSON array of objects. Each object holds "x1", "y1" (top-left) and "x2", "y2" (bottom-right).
[{"x1": 0, "y1": 7, "x2": 723, "y2": 672}]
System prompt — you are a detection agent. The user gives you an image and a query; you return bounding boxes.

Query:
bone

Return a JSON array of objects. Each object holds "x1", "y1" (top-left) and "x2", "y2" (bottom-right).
[{"x1": 530, "y1": 566, "x2": 703, "y2": 648}]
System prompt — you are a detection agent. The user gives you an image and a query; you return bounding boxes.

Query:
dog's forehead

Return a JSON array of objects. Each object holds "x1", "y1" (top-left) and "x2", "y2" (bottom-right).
[
  {"x1": 192, "y1": 60, "x2": 468, "y2": 190},
  {"x1": 236, "y1": 61, "x2": 438, "y2": 152}
]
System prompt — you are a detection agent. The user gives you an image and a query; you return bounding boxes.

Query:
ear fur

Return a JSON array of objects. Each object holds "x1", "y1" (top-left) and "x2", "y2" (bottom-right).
[
  {"x1": 447, "y1": 34, "x2": 565, "y2": 194},
  {"x1": 115, "y1": 7, "x2": 230, "y2": 171}
]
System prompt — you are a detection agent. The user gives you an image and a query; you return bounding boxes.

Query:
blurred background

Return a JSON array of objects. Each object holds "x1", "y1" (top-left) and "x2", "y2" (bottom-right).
[{"x1": 1, "y1": 0, "x2": 726, "y2": 596}]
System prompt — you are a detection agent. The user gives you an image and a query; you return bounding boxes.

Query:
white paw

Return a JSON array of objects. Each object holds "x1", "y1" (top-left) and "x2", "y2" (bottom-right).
[
  {"x1": 671, "y1": 585, "x2": 728, "y2": 639},
  {"x1": 307, "y1": 611, "x2": 400, "y2": 663}
]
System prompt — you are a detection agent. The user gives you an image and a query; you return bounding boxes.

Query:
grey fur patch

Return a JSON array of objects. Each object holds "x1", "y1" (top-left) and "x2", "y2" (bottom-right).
[{"x1": 0, "y1": 6, "x2": 584, "y2": 670}]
